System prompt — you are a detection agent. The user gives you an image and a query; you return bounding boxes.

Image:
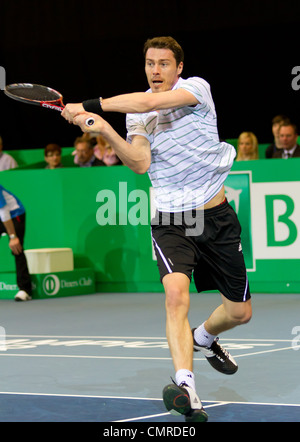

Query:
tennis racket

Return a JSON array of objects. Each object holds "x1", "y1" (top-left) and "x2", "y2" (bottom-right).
[{"x1": 4, "y1": 83, "x2": 95, "y2": 126}]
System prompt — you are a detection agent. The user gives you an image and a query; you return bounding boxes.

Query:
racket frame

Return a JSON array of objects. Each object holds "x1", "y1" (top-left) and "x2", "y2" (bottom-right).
[
  {"x1": 4, "y1": 83, "x2": 64, "y2": 112},
  {"x1": 4, "y1": 82, "x2": 95, "y2": 126}
]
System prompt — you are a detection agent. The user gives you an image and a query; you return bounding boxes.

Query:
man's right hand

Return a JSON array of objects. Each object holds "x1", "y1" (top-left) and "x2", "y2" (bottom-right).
[{"x1": 61, "y1": 103, "x2": 85, "y2": 123}]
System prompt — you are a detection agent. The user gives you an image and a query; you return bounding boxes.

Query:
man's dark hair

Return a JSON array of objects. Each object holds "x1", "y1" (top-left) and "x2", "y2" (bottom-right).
[
  {"x1": 143, "y1": 36, "x2": 184, "y2": 66},
  {"x1": 74, "y1": 136, "x2": 95, "y2": 149},
  {"x1": 272, "y1": 115, "x2": 290, "y2": 125},
  {"x1": 279, "y1": 122, "x2": 298, "y2": 135}
]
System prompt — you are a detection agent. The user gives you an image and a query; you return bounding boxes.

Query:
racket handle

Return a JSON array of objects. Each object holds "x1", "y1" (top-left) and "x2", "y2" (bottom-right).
[{"x1": 85, "y1": 117, "x2": 95, "y2": 126}]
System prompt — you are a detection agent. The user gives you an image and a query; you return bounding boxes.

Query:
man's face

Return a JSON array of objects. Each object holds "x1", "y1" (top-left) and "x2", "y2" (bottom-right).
[
  {"x1": 76, "y1": 142, "x2": 93, "y2": 163},
  {"x1": 145, "y1": 48, "x2": 183, "y2": 93},
  {"x1": 279, "y1": 126, "x2": 298, "y2": 150}
]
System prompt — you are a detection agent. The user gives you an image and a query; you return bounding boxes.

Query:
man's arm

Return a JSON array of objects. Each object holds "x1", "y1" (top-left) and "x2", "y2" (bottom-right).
[
  {"x1": 73, "y1": 114, "x2": 151, "y2": 174},
  {"x1": 62, "y1": 88, "x2": 198, "y2": 122},
  {"x1": 102, "y1": 88, "x2": 199, "y2": 113},
  {"x1": 62, "y1": 87, "x2": 197, "y2": 174}
]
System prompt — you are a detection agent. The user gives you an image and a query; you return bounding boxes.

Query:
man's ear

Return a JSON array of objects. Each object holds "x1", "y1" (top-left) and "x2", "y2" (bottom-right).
[{"x1": 177, "y1": 62, "x2": 184, "y2": 76}]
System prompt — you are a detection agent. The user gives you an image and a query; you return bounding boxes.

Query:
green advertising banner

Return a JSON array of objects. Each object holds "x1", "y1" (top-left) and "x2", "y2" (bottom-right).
[
  {"x1": 30, "y1": 268, "x2": 95, "y2": 299},
  {"x1": 0, "y1": 158, "x2": 299, "y2": 297},
  {"x1": 0, "y1": 269, "x2": 95, "y2": 299},
  {"x1": 224, "y1": 172, "x2": 253, "y2": 270}
]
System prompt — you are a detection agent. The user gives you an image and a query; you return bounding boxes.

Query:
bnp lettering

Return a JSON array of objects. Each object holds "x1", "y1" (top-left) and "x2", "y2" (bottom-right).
[{"x1": 265, "y1": 195, "x2": 297, "y2": 247}]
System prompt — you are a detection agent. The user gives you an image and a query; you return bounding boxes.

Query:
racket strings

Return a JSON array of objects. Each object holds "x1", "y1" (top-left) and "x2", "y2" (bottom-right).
[{"x1": 7, "y1": 85, "x2": 60, "y2": 102}]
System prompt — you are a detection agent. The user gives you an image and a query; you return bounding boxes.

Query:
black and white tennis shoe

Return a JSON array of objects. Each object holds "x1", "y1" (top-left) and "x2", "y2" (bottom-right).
[
  {"x1": 192, "y1": 328, "x2": 238, "y2": 375},
  {"x1": 163, "y1": 381, "x2": 208, "y2": 422}
]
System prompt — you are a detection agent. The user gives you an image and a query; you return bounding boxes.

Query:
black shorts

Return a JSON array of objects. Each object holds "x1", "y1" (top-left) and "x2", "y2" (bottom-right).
[{"x1": 151, "y1": 200, "x2": 250, "y2": 303}]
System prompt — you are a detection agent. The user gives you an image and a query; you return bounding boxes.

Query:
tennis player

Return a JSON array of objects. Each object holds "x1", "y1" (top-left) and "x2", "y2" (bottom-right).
[{"x1": 62, "y1": 36, "x2": 252, "y2": 422}]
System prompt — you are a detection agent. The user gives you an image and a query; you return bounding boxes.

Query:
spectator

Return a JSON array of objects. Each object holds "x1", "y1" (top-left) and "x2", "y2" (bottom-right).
[
  {"x1": 236, "y1": 132, "x2": 259, "y2": 161},
  {"x1": 0, "y1": 185, "x2": 32, "y2": 301},
  {"x1": 272, "y1": 123, "x2": 300, "y2": 158},
  {"x1": 73, "y1": 136, "x2": 105, "y2": 167},
  {"x1": 76, "y1": 133, "x2": 121, "y2": 166},
  {"x1": 44, "y1": 143, "x2": 63, "y2": 169},
  {"x1": 0, "y1": 136, "x2": 18, "y2": 171},
  {"x1": 94, "y1": 135, "x2": 122, "y2": 166},
  {"x1": 265, "y1": 115, "x2": 290, "y2": 158}
]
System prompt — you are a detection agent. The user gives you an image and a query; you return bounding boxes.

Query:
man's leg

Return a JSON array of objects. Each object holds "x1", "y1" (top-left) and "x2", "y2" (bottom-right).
[
  {"x1": 193, "y1": 295, "x2": 252, "y2": 375},
  {"x1": 162, "y1": 272, "x2": 208, "y2": 422},
  {"x1": 163, "y1": 272, "x2": 193, "y2": 373},
  {"x1": 204, "y1": 294, "x2": 252, "y2": 336}
]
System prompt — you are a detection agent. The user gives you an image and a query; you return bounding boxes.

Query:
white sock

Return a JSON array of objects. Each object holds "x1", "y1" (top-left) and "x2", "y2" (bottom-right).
[
  {"x1": 194, "y1": 322, "x2": 216, "y2": 348},
  {"x1": 175, "y1": 369, "x2": 196, "y2": 391}
]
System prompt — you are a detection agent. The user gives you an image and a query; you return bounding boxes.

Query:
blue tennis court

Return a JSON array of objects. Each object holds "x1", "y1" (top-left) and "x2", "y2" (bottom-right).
[{"x1": 0, "y1": 292, "x2": 299, "y2": 423}]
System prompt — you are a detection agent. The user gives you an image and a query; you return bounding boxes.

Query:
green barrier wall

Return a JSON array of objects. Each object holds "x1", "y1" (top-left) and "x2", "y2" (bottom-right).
[
  {"x1": 1, "y1": 158, "x2": 300, "y2": 295},
  {"x1": 4, "y1": 147, "x2": 76, "y2": 169}
]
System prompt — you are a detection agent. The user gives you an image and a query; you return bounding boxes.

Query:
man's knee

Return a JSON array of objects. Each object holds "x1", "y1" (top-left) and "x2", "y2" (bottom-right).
[
  {"x1": 223, "y1": 297, "x2": 252, "y2": 326},
  {"x1": 163, "y1": 273, "x2": 190, "y2": 314},
  {"x1": 165, "y1": 285, "x2": 188, "y2": 309},
  {"x1": 231, "y1": 310, "x2": 252, "y2": 325},
  {"x1": 229, "y1": 305, "x2": 252, "y2": 326}
]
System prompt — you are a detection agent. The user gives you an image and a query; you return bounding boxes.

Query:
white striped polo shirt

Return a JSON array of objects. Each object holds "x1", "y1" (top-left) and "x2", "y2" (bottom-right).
[{"x1": 126, "y1": 76, "x2": 236, "y2": 212}]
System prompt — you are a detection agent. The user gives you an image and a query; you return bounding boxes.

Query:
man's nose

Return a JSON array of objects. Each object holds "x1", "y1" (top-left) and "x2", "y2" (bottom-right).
[{"x1": 153, "y1": 64, "x2": 161, "y2": 74}]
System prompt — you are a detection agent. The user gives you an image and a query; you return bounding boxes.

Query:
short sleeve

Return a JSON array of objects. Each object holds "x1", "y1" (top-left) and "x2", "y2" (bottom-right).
[
  {"x1": 126, "y1": 113, "x2": 153, "y2": 144},
  {"x1": 178, "y1": 77, "x2": 216, "y2": 117}
]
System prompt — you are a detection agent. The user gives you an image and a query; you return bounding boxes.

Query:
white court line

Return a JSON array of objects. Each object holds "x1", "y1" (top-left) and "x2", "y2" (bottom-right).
[
  {"x1": 231, "y1": 344, "x2": 300, "y2": 359},
  {"x1": 0, "y1": 344, "x2": 298, "y2": 361},
  {"x1": 114, "y1": 412, "x2": 169, "y2": 422},
  {"x1": 0, "y1": 353, "x2": 173, "y2": 361},
  {"x1": 113, "y1": 402, "x2": 230, "y2": 423},
  {"x1": 4, "y1": 335, "x2": 296, "y2": 342},
  {"x1": 0, "y1": 391, "x2": 161, "y2": 401},
  {"x1": 0, "y1": 391, "x2": 298, "y2": 407},
  {"x1": 5, "y1": 335, "x2": 168, "y2": 339}
]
